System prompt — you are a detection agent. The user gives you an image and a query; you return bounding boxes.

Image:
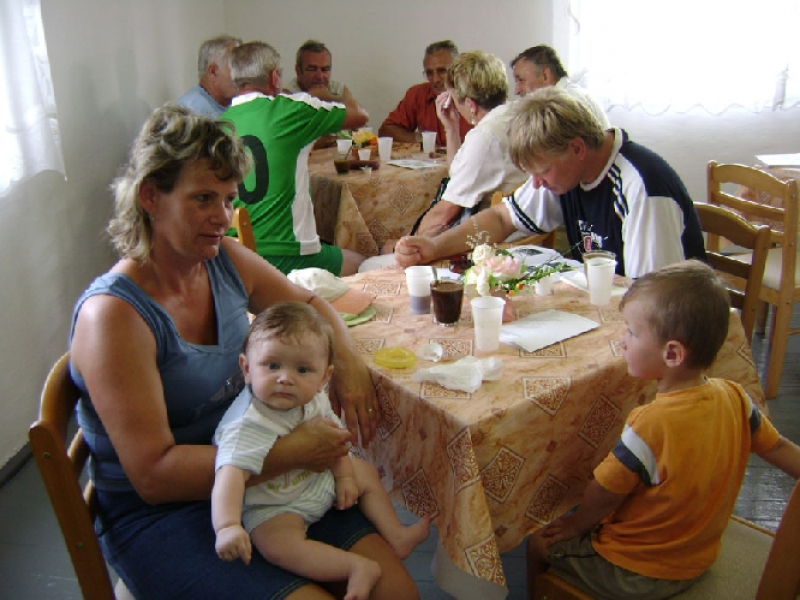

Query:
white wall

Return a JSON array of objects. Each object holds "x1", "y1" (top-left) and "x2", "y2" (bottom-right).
[
  {"x1": 224, "y1": 0, "x2": 553, "y2": 138},
  {"x1": 0, "y1": 0, "x2": 227, "y2": 470},
  {"x1": 225, "y1": 0, "x2": 799, "y2": 202},
  {"x1": 2, "y1": 0, "x2": 798, "y2": 470}
]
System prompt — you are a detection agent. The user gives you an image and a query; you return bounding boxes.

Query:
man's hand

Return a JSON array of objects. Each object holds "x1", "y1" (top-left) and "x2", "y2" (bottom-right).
[
  {"x1": 215, "y1": 524, "x2": 252, "y2": 564},
  {"x1": 394, "y1": 236, "x2": 438, "y2": 267},
  {"x1": 334, "y1": 475, "x2": 360, "y2": 509}
]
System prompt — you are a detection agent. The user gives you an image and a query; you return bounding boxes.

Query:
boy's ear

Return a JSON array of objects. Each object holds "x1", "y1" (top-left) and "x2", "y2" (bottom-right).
[
  {"x1": 239, "y1": 353, "x2": 251, "y2": 383},
  {"x1": 662, "y1": 340, "x2": 688, "y2": 368}
]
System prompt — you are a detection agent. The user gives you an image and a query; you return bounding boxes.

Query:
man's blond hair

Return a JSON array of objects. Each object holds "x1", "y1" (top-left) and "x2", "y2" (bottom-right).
[{"x1": 508, "y1": 87, "x2": 605, "y2": 170}]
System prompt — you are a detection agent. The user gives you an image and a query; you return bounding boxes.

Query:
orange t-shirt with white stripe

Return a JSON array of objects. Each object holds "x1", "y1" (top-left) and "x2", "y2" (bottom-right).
[{"x1": 593, "y1": 378, "x2": 779, "y2": 580}]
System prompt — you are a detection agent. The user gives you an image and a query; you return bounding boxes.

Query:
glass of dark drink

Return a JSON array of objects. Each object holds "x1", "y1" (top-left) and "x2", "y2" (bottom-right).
[
  {"x1": 333, "y1": 155, "x2": 351, "y2": 174},
  {"x1": 430, "y1": 280, "x2": 464, "y2": 326}
]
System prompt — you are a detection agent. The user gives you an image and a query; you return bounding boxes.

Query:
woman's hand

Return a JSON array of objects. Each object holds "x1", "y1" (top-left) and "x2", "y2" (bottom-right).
[
  {"x1": 328, "y1": 352, "x2": 379, "y2": 447},
  {"x1": 435, "y1": 91, "x2": 460, "y2": 134},
  {"x1": 285, "y1": 417, "x2": 354, "y2": 473}
]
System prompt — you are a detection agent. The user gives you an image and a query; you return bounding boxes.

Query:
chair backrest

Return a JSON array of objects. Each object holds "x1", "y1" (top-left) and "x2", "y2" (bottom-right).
[
  {"x1": 756, "y1": 478, "x2": 800, "y2": 599},
  {"x1": 695, "y1": 202, "x2": 771, "y2": 343},
  {"x1": 534, "y1": 482, "x2": 800, "y2": 600},
  {"x1": 29, "y1": 353, "x2": 116, "y2": 600},
  {"x1": 707, "y1": 161, "x2": 799, "y2": 293},
  {"x1": 231, "y1": 206, "x2": 257, "y2": 253}
]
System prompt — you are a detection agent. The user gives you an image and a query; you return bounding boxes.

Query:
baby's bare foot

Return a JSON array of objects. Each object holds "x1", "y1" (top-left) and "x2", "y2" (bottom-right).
[
  {"x1": 387, "y1": 515, "x2": 431, "y2": 559},
  {"x1": 344, "y1": 556, "x2": 381, "y2": 600}
]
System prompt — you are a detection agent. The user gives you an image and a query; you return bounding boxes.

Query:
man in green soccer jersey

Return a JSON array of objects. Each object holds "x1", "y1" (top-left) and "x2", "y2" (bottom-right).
[{"x1": 224, "y1": 41, "x2": 369, "y2": 276}]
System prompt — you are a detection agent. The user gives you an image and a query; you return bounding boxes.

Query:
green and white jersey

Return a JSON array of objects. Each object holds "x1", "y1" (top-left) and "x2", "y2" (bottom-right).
[{"x1": 223, "y1": 92, "x2": 345, "y2": 257}]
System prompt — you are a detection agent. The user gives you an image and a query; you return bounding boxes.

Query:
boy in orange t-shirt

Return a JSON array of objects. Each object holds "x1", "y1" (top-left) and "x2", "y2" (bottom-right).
[{"x1": 527, "y1": 260, "x2": 800, "y2": 600}]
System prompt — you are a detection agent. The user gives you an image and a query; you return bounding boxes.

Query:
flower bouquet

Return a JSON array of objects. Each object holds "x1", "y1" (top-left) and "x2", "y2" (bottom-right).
[
  {"x1": 340, "y1": 128, "x2": 377, "y2": 149},
  {"x1": 464, "y1": 243, "x2": 572, "y2": 297}
]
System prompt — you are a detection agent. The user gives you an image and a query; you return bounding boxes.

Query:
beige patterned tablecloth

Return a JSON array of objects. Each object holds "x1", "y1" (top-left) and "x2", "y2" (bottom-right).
[
  {"x1": 343, "y1": 265, "x2": 767, "y2": 598},
  {"x1": 308, "y1": 143, "x2": 448, "y2": 256}
]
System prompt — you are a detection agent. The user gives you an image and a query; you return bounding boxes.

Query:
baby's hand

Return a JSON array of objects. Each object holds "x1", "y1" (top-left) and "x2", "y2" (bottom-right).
[
  {"x1": 335, "y1": 475, "x2": 359, "y2": 509},
  {"x1": 215, "y1": 524, "x2": 252, "y2": 564}
]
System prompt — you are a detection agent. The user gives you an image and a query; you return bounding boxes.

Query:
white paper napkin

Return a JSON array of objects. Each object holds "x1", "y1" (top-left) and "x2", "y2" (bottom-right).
[
  {"x1": 412, "y1": 356, "x2": 503, "y2": 393},
  {"x1": 499, "y1": 309, "x2": 600, "y2": 352}
]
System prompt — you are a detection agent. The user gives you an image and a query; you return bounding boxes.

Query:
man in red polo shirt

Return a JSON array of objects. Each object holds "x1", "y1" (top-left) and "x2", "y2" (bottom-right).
[{"x1": 379, "y1": 40, "x2": 472, "y2": 147}]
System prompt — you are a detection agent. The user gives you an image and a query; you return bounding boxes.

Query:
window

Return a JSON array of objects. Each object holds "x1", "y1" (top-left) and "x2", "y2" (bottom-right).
[
  {"x1": 568, "y1": 0, "x2": 800, "y2": 115},
  {"x1": 0, "y1": 0, "x2": 65, "y2": 196}
]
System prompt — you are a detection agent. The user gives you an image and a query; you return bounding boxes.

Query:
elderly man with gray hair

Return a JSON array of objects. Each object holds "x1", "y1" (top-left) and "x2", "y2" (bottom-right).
[
  {"x1": 177, "y1": 35, "x2": 242, "y2": 117},
  {"x1": 222, "y1": 41, "x2": 369, "y2": 276},
  {"x1": 511, "y1": 44, "x2": 609, "y2": 128}
]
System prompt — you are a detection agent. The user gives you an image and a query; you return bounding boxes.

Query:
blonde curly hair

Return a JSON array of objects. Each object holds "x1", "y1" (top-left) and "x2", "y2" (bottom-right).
[{"x1": 107, "y1": 104, "x2": 251, "y2": 262}]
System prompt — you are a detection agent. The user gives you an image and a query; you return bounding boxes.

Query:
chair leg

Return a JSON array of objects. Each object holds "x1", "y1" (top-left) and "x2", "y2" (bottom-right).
[
  {"x1": 763, "y1": 302, "x2": 793, "y2": 399},
  {"x1": 755, "y1": 301, "x2": 769, "y2": 336}
]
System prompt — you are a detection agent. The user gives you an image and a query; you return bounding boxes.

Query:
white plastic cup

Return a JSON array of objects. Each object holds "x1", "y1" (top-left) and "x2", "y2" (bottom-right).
[
  {"x1": 471, "y1": 296, "x2": 505, "y2": 352},
  {"x1": 336, "y1": 139, "x2": 353, "y2": 155},
  {"x1": 421, "y1": 131, "x2": 437, "y2": 154},
  {"x1": 405, "y1": 266, "x2": 434, "y2": 314},
  {"x1": 378, "y1": 137, "x2": 393, "y2": 162},
  {"x1": 586, "y1": 258, "x2": 617, "y2": 306},
  {"x1": 358, "y1": 147, "x2": 371, "y2": 161}
]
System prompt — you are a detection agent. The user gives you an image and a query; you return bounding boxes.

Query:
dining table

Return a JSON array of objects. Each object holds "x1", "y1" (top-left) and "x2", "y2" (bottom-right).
[
  {"x1": 343, "y1": 263, "x2": 768, "y2": 600},
  {"x1": 308, "y1": 142, "x2": 449, "y2": 257}
]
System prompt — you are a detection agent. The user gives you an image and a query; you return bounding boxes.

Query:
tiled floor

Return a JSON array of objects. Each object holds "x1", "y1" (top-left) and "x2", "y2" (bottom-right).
[{"x1": 1, "y1": 311, "x2": 797, "y2": 599}]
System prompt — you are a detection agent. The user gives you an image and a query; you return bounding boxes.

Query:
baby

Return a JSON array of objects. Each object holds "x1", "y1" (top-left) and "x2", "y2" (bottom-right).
[{"x1": 212, "y1": 301, "x2": 429, "y2": 600}]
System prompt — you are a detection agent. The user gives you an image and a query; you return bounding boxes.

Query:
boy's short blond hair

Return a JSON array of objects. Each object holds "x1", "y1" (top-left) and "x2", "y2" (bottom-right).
[{"x1": 619, "y1": 260, "x2": 730, "y2": 369}]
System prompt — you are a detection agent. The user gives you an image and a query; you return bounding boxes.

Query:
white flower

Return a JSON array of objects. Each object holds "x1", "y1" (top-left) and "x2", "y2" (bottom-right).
[
  {"x1": 471, "y1": 243, "x2": 495, "y2": 265},
  {"x1": 476, "y1": 270, "x2": 492, "y2": 296}
]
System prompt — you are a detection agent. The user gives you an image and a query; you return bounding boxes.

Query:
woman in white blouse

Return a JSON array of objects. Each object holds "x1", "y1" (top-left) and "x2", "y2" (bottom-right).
[{"x1": 413, "y1": 50, "x2": 527, "y2": 237}]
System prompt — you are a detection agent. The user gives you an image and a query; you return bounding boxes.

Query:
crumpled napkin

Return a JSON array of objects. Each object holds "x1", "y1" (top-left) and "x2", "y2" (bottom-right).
[{"x1": 411, "y1": 356, "x2": 503, "y2": 393}]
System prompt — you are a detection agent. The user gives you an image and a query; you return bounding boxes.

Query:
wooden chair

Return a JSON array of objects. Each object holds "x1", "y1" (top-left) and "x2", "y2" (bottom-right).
[
  {"x1": 29, "y1": 353, "x2": 134, "y2": 600},
  {"x1": 533, "y1": 484, "x2": 800, "y2": 600},
  {"x1": 707, "y1": 161, "x2": 799, "y2": 398},
  {"x1": 695, "y1": 203, "x2": 771, "y2": 344},
  {"x1": 231, "y1": 206, "x2": 257, "y2": 253},
  {"x1": 490, "y1": 190, "x2": 557, "y2": 249}
]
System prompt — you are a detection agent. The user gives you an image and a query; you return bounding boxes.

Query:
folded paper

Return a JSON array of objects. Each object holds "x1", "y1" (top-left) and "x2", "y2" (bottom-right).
[{"x1": 499, "y1": 309, "x2": 600, "y2": 353}]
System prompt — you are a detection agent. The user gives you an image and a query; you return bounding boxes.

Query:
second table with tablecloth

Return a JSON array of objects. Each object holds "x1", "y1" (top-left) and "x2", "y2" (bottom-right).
[{"x1": 308, "y1": 143, "x2": 448, "y2": 256}]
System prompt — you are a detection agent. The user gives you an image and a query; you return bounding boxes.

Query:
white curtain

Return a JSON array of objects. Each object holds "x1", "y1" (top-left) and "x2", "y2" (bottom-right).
[
  {"x1": 0, "y1": 0, "x2": 65, "y2": 197},
  {"x1": 568, "y1": 0, "x2": 800, "y2": 115}
]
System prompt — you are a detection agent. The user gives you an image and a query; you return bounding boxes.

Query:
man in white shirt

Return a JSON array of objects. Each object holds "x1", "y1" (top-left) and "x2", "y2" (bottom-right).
[{"x1": 511, "y1": 45, "x2": 610, "y2": 129}]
